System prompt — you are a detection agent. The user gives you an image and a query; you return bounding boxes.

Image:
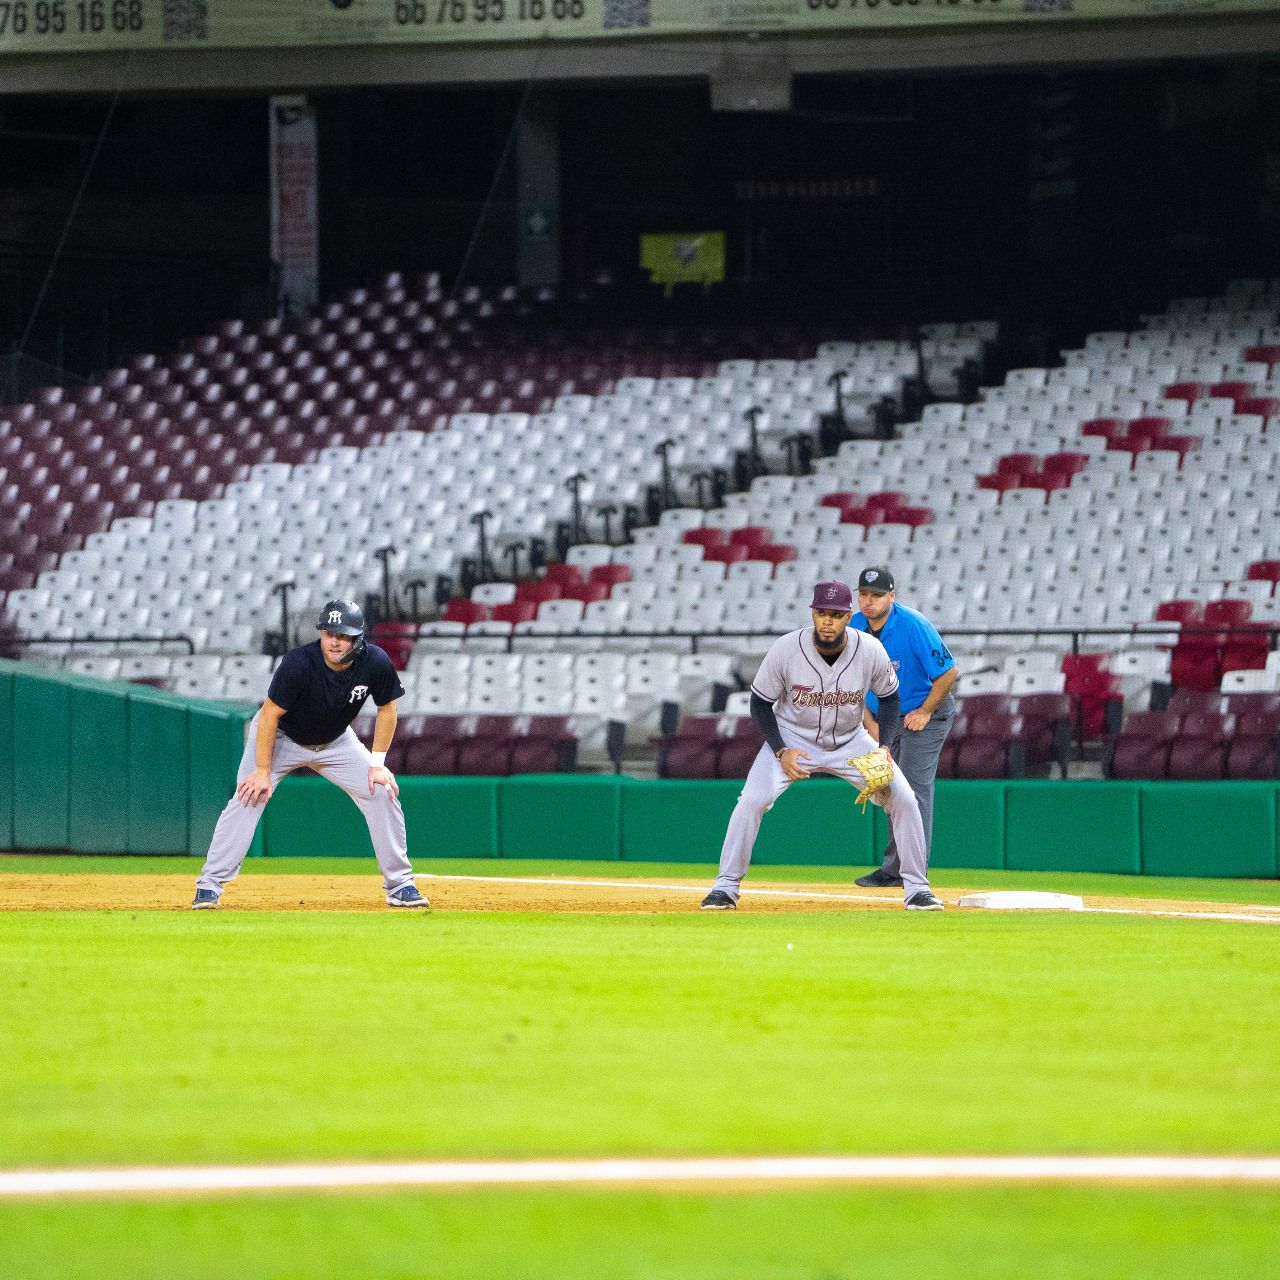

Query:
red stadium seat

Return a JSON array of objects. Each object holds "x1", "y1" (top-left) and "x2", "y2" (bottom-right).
[
  {"x1": 1243, "y1": 344, "x2": 1280, "y2": 371},
  {"x1": 704, "y1": 542, "x2": 750, "y2": 565},
  {"x1": 1235, "y1": 395, "x2": 1280, "y2": 422},
  {"x1": 588, "y1": 563, "x2": 632, "y2": 590},
  {"x1": 840, "y1": 504, "x2": 889, "y2": 526},
  {"x1": 542, "y1": 563, "x2": 586, "y2": 590},
  {"x1": 727, "y1": 525, "x2": 772, "y2": 549},
  {"x1": 1203, "y1": 599, "x2": 1252, "y2": 628},
  {"x1": 1155, "y1": 600, "x2": 1203, "y2": 626},
  {"x1": 444, "y1": 598, "x2": 491, "y2": 626},
  {"x1": 491, "y1": 600, "x2": 537, "y2": 625},
  {"x1": 1208, "y1": 380, "x2": 1254, "y2": 403},
  {"x1": 370, "y1": 621, "x2": 418, "y2": 670},
  {"x1": 863, "y1": 490, "x2": 909, "y2": 512},
  {"x1": 682, "y1": 527, "x2": 725, "y2": 551},
  {"x1": 751, "y1": 543, "x2": 798, "y2": 568},
  {"x1": 1080, "y1": 417, "x2": 1125, "y2": 442},
  {"x1": 515, "y1": 580, "x2": 563, "y2": 605}
]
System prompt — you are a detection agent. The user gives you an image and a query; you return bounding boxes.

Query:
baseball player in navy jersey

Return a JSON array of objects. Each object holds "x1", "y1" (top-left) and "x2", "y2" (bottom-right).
[
  {"x1": 701, "y1": 580, "x2": 944, "y2": 912},
  {"x1": 192, "y1": 599, "x2": 427, "y2": 910},
  {"x1": 851, "y1": 567, "x2": 957, "y2": 889}
]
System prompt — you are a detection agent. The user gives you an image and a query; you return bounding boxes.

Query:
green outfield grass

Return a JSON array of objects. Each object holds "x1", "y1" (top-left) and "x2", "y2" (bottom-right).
[
  {"x1": 2, "y1": 857, "x2": 1278, "y2": 1277},
  {"x1": 5, "y1": 1186, "x2": 1280, "y2": 1279}
]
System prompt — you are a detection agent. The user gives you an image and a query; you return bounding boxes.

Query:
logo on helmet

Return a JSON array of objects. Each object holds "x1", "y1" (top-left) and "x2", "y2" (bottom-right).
[{"x1": 328, "y1": 610, "x2": 342, "y2": 625}]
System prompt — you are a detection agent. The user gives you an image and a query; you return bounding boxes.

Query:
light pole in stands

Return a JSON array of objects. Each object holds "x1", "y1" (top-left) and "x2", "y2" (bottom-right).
[
  {"x1": 470, "y1": 509, "x2": 494, "y2": 582},
  {"x1": 565, "y1": 472, "x2": 587, "y2": 544},
  {"x1": 374, "y1": 545, "x2": 396, "y2": 622},
  {"x1": 271, "y1": 580, "x2": 293, "y2": 657},
  {"x1": 654, "y1": 439, "x2": 675, "y2": 510}
]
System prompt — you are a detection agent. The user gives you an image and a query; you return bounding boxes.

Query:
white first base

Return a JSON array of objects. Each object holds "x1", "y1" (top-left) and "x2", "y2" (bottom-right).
[{"x1": 957, "y1": 891, "x2": 1085, "y2": 911}]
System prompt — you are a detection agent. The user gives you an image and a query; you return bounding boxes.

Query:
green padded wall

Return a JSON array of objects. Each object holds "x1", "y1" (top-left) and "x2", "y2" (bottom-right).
[
  {"x1": 186, "y1": 706, "x2": 259, "y2": 858},
  {"x1": 400, "y1": 777, "x2": 500, "y2": 858},
  {"x1": 1139, "y1": 782, "x2": 1278, "y2": 878},
  {"x1": 68, "y1": 681, "x2": 130, "y2": 852},
  {"x1": 1005, "y1": 782, "x2": 1142, "y2": 875},
  {"x1": 126, "y1": 690, "x2": 190, "y2": 854},
  {"x1": 264, "y1": 774, "x2": 374, "y2": 858},
  {"x1": 0, "y1": 666, "x2": 13, "y2": 849},
  {"x1": 620, "y1": 779, "x2": 738, "y2": 863},
  {"x1": 931, "y1": 781, "x2": 1006, "y2": 870},
  {"x1": 11, "y1": 669, "x2": 71, "y2": 849},
  {"x1": 499, "y1": 775, "x2": 623, "y2": 860},
  {"x1": 754, "y1": 777, "x2": 877, "y2": 866}
]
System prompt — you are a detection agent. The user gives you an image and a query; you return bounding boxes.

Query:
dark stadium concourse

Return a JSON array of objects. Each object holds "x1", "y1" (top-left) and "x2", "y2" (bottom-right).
[{"x1": 3, "y1": 57, "x2": 1280, "y2": 382}]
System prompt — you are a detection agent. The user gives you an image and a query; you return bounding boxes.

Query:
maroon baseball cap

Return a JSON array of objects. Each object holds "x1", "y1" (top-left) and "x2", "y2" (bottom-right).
[{"x1": 810, "y1": 580, "x2": 854, "y2": 612}]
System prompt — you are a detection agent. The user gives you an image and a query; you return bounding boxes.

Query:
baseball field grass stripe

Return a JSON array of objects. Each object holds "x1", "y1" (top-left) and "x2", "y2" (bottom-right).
[{"x1": 6, "y1": 1155, "x2": 1280, "y2": 1198}]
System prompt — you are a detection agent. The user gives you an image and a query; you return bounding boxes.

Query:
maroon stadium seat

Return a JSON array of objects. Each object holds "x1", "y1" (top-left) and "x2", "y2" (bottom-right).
[
  {"x1": 661, "y1": 736, "x2": 722, "y2": 779},
  {"x1": 951, "y1": 713, "x2": 1026, "y2": 779},
  {"x1": 1166, "y1": 711, "x2": 1234, "y2": 780},
  {"x1": 1105, "y1": 711, "x2": 1180, "y2": 779},
  {"x1": 1011, "y1": 693, "x2": 1073, "y2": 777}
]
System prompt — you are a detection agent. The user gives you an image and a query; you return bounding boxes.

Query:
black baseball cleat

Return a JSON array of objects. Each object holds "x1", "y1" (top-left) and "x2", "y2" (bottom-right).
[
  {"x1": 700, "y1": 890, "x2": 737, "y2": 911},
  {"x1": 387, "y1": 883, "x2": 430, "y2": 908},
  {"x1": 855, "y1": 868, "x2": 903, "y2": 888},
  {"x1": 905, "y1": 890, "x2": 945, "y2": 912}
]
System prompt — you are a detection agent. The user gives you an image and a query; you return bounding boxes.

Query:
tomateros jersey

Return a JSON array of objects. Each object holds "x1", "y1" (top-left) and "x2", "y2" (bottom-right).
[{"x1": 750, "y1": 627, "x2": 899, "y2": 752}]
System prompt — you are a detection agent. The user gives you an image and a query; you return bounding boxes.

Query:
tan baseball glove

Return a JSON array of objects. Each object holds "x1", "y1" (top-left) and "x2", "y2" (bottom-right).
[{"x1": 847, "y1": 746, "x2": 894, "y2": 810}]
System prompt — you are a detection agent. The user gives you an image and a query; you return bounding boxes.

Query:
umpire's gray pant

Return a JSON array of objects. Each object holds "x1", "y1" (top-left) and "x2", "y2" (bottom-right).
[
  {"x1": 879, "y1": 693, "x2": 955, "y2": 877},
  {"x1": 195, "y1": 713, "x2": 415, "y2": 898}
]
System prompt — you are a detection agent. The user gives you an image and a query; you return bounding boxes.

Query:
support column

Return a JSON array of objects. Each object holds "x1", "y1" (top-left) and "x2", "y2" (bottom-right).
[
  {"x1": 516, "y1": 93, "x2": 561, "y2": 289},
  {"x1": 269, "y1": 95, "x2": 320, "y2": 319}
]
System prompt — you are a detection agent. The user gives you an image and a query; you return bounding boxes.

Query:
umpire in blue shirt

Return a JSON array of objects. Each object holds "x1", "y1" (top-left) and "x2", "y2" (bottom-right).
[{"x1": 851, "y1": 566, "x2": 958, "y2": 887}]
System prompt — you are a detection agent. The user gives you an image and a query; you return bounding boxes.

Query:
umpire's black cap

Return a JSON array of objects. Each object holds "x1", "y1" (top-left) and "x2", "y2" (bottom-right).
[{"x1": 857, "y1": 567, "x2": 895, "y2": 594}]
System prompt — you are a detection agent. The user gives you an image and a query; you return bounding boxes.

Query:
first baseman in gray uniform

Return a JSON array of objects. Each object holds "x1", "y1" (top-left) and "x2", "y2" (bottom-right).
[
  {"x1": 701, "y1": 580, "x2": 944, "y2": 912},
  {"x1": 192, "y1": 599, "x2": 427, "y2": 910}
]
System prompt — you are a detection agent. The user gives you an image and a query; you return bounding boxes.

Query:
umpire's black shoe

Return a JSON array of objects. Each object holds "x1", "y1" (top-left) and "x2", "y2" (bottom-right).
[
  {"x1": 700, "y1": 890, "x2": 737, "y2": 911},
  {"x1": 855, "y1": 868, "x2": 903, "y2": 888},
  {"x1": 905, "y1": 890, "x2": 945, "y2": 912}
]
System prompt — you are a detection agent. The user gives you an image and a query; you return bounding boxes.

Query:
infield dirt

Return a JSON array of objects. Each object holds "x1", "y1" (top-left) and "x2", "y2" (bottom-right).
[{"x1": 1, "y1": 872, "x2": 1277, "y2": 919}]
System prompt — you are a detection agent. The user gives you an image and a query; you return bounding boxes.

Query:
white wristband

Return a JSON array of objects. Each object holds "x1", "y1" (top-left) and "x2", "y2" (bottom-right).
[{"x1": 371, "y1": 751, "x2": 387, "y2": 768}]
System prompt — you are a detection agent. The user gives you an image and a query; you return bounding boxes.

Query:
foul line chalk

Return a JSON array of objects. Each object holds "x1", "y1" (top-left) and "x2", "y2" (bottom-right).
[
  {"x1": 4, "y1": 1155, "x2": 1280, "y2": 1199},
  {"x1": 418, "y1": 874, "x2": 1280, "y2": 924}
]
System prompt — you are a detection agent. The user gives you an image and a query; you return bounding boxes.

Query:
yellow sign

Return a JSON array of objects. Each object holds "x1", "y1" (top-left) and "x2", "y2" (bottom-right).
[
  {"x1": 0, "y1": 0, "x2": 1274, "y2": 54},
  {"x1": 640, "y1": 232, "x2": 726, "y2": 292}
]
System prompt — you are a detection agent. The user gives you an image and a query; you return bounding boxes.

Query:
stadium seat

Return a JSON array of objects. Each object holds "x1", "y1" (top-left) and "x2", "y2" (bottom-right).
[
  {"x1": 1105, "y1": 710, "x2": 1180, "y2": 779},
  {"x1": 1165, "y1": 711, "x2": 1234, "y2": 780}
]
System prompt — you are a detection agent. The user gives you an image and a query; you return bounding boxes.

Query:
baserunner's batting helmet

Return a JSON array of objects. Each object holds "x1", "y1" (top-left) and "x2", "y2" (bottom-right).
[{"x1": 316, "y1": 598, "x2": 366, "y2": 665}]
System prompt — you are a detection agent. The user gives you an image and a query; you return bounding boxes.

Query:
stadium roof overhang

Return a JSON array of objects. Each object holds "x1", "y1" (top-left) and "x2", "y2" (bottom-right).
[{"x1": 2, "y1": 14, "x2": 1279, "y2": 98}]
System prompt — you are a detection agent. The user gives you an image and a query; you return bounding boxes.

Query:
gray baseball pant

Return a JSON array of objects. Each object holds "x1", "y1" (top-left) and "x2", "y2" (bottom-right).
[
  {"x1": 711, "y1": 726, "x2": 931, "y2": 904},
  {"x1": 195, "y1": 712, "x2": 416, "y2": 898},
  {"x1": 879, "y1": 693, "x2": 956, "y2": 878}
]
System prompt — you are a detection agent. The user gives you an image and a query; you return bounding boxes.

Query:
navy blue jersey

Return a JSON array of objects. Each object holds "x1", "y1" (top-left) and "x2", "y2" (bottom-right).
[{"x1": 267, "y1": 641, "x2": 404, "y2": 747}]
